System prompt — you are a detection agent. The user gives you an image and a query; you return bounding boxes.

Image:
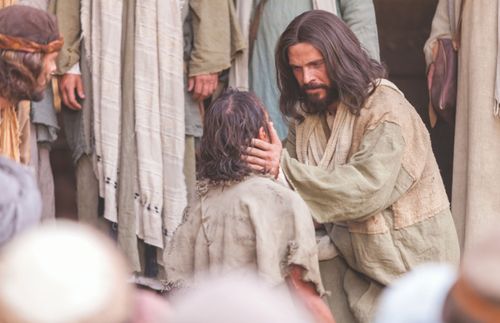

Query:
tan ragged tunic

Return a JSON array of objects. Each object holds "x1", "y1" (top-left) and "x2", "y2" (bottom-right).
[{"x1": 164, "y1": 175, "x2": 324, "y2": 296}]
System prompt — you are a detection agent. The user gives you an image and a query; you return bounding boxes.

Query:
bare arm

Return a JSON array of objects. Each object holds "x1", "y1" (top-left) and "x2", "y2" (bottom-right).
[{"x1": 287, "y1": 265, "x2": 335, "y2": 323}]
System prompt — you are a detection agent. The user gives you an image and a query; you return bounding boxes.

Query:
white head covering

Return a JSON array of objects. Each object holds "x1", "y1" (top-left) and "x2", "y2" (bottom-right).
[
  {"x1": 374, "y1": 264, "x2": 457, "y2": 323},
  {"x1": 0, "y1": 156, "x2": 41, "y2": 247},
  {"x1": 0, "y1": 221, "x2": 133, "y2": 323}
]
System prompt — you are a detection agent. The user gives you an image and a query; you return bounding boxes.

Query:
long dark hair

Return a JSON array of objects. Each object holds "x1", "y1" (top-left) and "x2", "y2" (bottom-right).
[
  {"x1": 197, "y1": 88, "x2": 269, "y2": 185},
  {"x1": 0, "y1": 50, "x2": 44, "y2": 103},
  {"x1": 276, "y1": 10, "x2": 386, "y2": 121}
]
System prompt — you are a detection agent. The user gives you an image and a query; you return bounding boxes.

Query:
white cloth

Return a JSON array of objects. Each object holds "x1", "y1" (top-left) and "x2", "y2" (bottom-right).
[
  {"x1": 374, "y1": 264, "x2": 456, "y2": 323},
  {"x1": 66, "y1": 62, "x2": 81, "y2": 75},
  {"x1": 81, "y1": 0, "x2": 186, "y2": 247},
  {"x1": 228, "y1": 0, "x2": 253, "y2": 90},
  {"x1": 134, "y1": 0, "x2": 186, "y2": 247},
  {"x1": 81, "y1": 0, "x2": 123, "y2": 223}
]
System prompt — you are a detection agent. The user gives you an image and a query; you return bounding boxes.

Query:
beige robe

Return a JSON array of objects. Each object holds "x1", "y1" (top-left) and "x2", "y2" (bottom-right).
[
  {"x1": 164, "y1": 175, "x2": 324, "y2": 296},
  {"x1": 282, "y1": 82, "x2": 460, "y2": 323},
  {"x1": 424, "y1": 0, "x2": 500, "y2": 254},
  {"x1": 53, "y1": 0, "x2": 186, "y2": 273},
  {"x1": 0, "y1": 106, "x2": 19, "y2": 162}
]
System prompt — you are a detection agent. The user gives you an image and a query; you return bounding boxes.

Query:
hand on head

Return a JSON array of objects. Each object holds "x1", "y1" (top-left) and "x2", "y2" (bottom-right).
[{"x1": 244, "y1": 121, "x2": 282, "y2": 177}]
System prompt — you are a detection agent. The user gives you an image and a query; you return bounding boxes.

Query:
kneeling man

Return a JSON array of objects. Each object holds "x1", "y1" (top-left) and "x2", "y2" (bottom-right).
[{"x1": 164, "y1": 89, "x2": 333, "y2": 323}]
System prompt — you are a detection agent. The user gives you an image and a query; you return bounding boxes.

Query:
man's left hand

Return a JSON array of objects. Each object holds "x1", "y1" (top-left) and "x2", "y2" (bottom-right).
[{"x1": 245, "y1": 122, "x2": 282, "y2": 177}]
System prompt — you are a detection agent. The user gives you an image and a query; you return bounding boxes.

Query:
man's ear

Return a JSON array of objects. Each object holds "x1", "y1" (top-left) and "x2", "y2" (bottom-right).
[{"x1": 258, "y1": 126, "x2": 269, "y2": 142}]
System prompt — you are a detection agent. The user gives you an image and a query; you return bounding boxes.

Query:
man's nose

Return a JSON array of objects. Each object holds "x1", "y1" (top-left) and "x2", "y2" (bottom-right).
[{"x1": 303, "y1": 68, "x2": 316, "y2": 84}]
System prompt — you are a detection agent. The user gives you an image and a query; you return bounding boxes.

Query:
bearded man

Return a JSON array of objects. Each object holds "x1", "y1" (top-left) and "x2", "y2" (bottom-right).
[
  {"x1": 0, "y1": 5, "x2": 62, "y2": 162},
  {"x1": 246, "y1": 10, "x2": 460, "y2": 323}
]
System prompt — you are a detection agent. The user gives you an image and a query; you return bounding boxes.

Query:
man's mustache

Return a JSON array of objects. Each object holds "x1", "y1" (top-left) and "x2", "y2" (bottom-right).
[{"x1": 302, "y1": 83, "x2": 329, "y2": 91}]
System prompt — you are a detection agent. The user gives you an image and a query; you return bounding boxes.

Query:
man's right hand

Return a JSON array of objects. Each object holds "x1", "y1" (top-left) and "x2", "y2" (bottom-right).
[
  {"x1": 188, "y1": 73, "x2": 218, "y2": 102},
  {"x1": 59, "y1": 74, "x2": 85, "y2": 110},
  {"x1": 245, "y1": 122, "x2": 282, "y2": 178}
]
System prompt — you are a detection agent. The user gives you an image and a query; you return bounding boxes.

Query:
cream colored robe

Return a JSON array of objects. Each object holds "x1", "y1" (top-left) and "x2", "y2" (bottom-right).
[
  {"x1": 53, "y1": 0, "x2": 186, "y2": 272},
  {"x1": 164, "y1": 175, "x2": 324, "y2": 296},
  {"x1": 282, "y1": 82, "x2": 460, "y2": 323},
  {"x1": 424, "y1": 0, "x2": 500, "y2": 253}
]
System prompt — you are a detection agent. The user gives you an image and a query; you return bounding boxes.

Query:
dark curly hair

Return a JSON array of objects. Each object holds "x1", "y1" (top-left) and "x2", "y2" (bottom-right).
[
  {"x1": 276, "y1": 10, "x2": 387, "y2": 121},
  {"x1": 0, "y1": 49, "x2": 45, "y2": 103},
  {"x1": 197, "y1": 88, "x2": 270, "y2": 184}
]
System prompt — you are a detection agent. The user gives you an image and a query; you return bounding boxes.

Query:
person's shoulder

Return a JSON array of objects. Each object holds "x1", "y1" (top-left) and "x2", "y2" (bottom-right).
[
  {"x1": 237, "y1": 175, "x2": 291, "y2": 194},
  {"x1": 358, "y1": 79, "x2": 423, "y2": 128},
  {"x1": 364, "y1": 79, "x2": 408, "y2": 111},
  {"x1": 237, "y1": 175, "x2": 306, "y2": 207}
]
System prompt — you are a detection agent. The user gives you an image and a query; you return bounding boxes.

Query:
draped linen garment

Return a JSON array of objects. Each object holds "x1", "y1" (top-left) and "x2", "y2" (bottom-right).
[
  {"x1": 282, "y1": 81, "x2": 460, "y2": 323},
  {"x1": 78, "y1": 0, "x2": 186, "y2": 271},
  {"x1": 424, "y1": 0, "x2": 500, "y2": 254}
]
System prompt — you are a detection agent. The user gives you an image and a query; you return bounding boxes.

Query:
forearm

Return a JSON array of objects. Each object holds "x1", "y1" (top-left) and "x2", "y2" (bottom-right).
[
  {"x1": 287, "y1": 265, "x2": 335, "y2": 323},
  {"x1": 281, "y1": 122, "x2": 406, "y2": 223}
]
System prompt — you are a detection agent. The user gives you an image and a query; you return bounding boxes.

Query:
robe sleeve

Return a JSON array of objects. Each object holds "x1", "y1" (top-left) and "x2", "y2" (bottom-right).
[
  {"x1": 49, "y1": 0, "x2": 82, "y2": 74},
  {"x1": 188, "y1": 0, "x2": 244, "y2": 76},
  {"x1": 423, "y1": 0, "x2": 452, "y2": 67},
  {"x1": 248, "y1": 185, "x2": 325, "y2": 296},
  {"x1": 281, "y1": 121, "x2": 407, "y2": 224},
  {"x1": 339, "y1": 0, "x2": 380, "y2": 61}
]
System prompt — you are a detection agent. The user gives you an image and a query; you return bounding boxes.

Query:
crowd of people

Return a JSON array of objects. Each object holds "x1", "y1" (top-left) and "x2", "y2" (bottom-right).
[{"x1": 1, "y1": 0, "x2": 500, "y2": 322}]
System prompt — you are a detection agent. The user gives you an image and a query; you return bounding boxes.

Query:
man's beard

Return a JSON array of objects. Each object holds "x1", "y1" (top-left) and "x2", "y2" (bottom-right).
[
  {"x1": 17, "y1": 87, "x2": 45, "y2": 102},
  {"x1": 300, "y1": 83, "x2": 338, "y2": 112},
  {"x1": 20, "y1": 74, "x2": 52, "y2": 102},
  {"x1": 27, "y1": 87, "x2": 45, "y2": 102}
]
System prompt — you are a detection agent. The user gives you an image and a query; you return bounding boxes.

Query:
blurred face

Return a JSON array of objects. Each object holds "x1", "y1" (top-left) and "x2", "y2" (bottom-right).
[
  {"x1": 33, "y1": 51, "x2": 58, "y2": 101},
  {"x1": 288, "y1": 42, "x2": 336, "y2": 108}
]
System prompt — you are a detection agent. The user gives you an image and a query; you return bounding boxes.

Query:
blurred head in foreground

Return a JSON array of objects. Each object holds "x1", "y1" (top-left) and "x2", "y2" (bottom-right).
[
  {"x1": 0, "y1": 221, "x2": 133, "y2": 323},
  {"x1": 443, "y1": 228, "x2": 500, "y2": 323},
  {"x1": 375, "y1": 226, "x2": 500, "y2": 323},
  {"x1": 168, "y1": 275, "x2": 315, "y2": 323}
]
